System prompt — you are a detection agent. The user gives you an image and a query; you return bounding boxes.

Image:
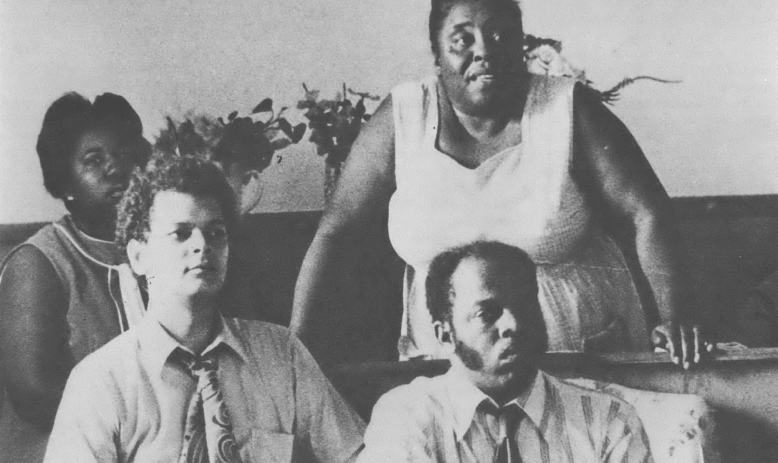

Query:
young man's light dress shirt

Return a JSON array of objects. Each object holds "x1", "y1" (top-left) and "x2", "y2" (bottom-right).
[
  {"x1": 358, "y1": 367, "x2": 653, "y2": 463},
  {"x1": 44, "y1": 314, "x2": 365, "y2": 463}
]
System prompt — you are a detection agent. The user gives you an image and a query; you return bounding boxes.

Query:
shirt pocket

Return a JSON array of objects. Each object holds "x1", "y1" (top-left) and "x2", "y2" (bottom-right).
[{"x1": 239, "y1": 429, "x2": 295, "y2": 462}]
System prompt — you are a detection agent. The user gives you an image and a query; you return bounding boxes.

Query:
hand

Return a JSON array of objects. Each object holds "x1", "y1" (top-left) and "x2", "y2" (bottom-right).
[{"x1": 651, "y1": 321, "x2": 714, "y2": 369}]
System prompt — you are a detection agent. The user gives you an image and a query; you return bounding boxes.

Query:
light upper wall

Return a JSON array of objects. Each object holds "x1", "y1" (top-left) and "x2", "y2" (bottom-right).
[{"x1": 1, "y1": 0, "x2": 776, "y2": 223}]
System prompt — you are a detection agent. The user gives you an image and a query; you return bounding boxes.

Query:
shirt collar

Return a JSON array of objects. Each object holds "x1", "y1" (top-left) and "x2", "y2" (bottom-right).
[
  {"x1": 445, "y1": 366, "x2": 548, "y2": 442},
  {"x1": 137, "y1": 312, "x2": 248, "y2": 377}
]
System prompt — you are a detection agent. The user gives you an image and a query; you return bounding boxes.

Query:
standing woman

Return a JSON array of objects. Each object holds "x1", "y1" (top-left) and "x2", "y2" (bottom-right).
[
  {"x1": 0, "y1": 92, "x2": 149, "y2": 460},
  {"x1": 292, "y1": 0, "x2": 708, "y2": 365}
]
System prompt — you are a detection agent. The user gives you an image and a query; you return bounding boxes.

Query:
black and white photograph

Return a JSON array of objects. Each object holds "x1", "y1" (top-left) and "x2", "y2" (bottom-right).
[{"x1": 0, "y1": 0, "x2": 777, "y2": 461}]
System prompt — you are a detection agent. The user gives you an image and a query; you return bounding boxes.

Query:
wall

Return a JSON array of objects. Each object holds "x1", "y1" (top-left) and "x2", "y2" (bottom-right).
[{"x1": 1, "y1": 0, "x2": 777, "y2": 223}]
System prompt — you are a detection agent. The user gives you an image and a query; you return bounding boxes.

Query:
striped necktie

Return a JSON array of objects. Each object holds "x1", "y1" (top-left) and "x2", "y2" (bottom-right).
[
  {"x1": 176, "y1": 349, "x2": 243, "y2": 463},
  {"x1": 490, "y1": 403, "x2": 524, "y2": 463}
]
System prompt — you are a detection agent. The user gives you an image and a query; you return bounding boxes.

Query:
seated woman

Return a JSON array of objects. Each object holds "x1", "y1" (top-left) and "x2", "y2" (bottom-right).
[
  {"x1": 0, "y1": 92, "x2": 149, "y2": 455},
  {"x1": 44, "y1": 153, "x2": 364, "y2": 462},
  {"x1": 291, "y1": 0, "x2": 709, "y2": 366}
]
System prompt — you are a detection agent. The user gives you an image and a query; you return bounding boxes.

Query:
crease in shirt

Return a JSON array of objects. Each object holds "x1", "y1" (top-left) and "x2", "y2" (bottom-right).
[
  {"x1": 137, "y1": 313, "x2": 249, "y2": 378},
  {"x1": 445, "y1": 367, "x2": 548, "y2": 443}
]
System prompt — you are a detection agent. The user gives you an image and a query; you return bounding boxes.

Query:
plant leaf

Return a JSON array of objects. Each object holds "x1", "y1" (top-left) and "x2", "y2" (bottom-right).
[
  {"x1": 166, "y1": 117, "x2": 177, "y2": 135},
  {"x1": 227, "y1": 111, "x2": 238, "y2": 121},
  {"x1": 252, "y1": 98, "x2": 273, "y2": 114},
  {"x1": 292, "y1": 123, "x2": 306, "y2": 143},
  {"x1": 277, "y1": 118, "x2": 293, "y2": 138}
]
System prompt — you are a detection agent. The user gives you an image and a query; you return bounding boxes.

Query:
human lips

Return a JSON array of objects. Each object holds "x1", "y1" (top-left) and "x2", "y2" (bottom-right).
[
  {"x1": 466, "y1": 67, "x2": 497, "y2": 83},
  {"x1": 497, "y1": 342, "x2": 522, "y2": 361},
  {"x1": 187, "y1": 262, "x2": 216, "y2": 274}
]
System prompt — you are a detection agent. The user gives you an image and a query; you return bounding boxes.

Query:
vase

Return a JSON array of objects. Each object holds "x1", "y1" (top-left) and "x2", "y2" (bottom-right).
[{"x1": 324, "y1": 162, "x2": 342, "y2": 206}]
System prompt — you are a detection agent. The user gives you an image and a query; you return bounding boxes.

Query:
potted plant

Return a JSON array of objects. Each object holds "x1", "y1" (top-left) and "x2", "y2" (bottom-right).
[
  {"x1": 297, "y1": 83, "x2": 380, "y2": 201},
  {"x1": 154, "y1": 98, "x2": 306, "y2": 214}
]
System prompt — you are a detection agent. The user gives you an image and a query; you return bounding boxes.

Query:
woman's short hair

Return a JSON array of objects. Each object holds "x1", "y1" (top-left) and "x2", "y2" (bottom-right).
[
  {"x1": 428, "y1": 0, "x2": 523, "y2": 62},
  {"x1": 425, "y1": 241, "x2": 537, "y2": 323},
  {"x1": 36, "y1": 92, "x2": 149, "y2": 199},
  {"x1": 116, "y1": 152, "x2": 239, "y2": 251}
]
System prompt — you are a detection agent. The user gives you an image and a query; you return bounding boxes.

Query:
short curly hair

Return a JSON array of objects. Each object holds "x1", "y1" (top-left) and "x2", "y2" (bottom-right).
[
  {"x1": 116, "y1": 152, "x2": 239, "y2": 251},
  {"x1": 425, "y1": 241, "x2": 538, "y2": 323},
  {"x1": 429, "y1": 0, "x2": 523, "y2": 63},
  {"x1": 35, "y1": 92, "x2": 150, "y2": 199}
]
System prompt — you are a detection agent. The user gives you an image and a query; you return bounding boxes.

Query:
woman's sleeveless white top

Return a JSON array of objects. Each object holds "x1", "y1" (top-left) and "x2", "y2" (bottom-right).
[{"x1": 388, "y1": 74, "x2": 650, "y2": 359}]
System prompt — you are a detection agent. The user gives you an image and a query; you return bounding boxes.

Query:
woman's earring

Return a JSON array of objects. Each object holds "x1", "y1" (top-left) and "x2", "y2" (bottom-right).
[{"x1": 65, "y1": 195, "x2": 74, "y2": 202}]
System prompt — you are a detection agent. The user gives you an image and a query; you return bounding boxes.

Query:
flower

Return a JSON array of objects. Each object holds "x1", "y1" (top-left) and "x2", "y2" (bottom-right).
[
  {"x1": 525, "y1": 43, "x2": 585, "y2": 81},
  {"x1": 523, "y1": 34, "x2": 680, "y2": 105}
]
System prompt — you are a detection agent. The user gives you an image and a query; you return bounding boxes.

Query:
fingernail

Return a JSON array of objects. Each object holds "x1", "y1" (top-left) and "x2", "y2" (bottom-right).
[
  {"x1": 684, "y1": 361, "x2": 690, "y2": 370},
  {"x1": 695, "y1": 353, "x2": 700, "y2": 363},
  {"x1": 673, "y1": 356, "x2": 680, "y2": 364}
]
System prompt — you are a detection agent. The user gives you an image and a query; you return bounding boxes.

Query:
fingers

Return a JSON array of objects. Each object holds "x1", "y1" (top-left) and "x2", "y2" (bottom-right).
[
  {"x1": 653, "y1": 322, "x2": 713, "y2": 369},
  {"x1": 651, "y1": 324, "x2": 679, "y2": 365},
  {"x1": 668, "y1": 323, "x2": 682, "y2": 366},
  {"x1": 693, "y1": 325, "x2": 702, "y2": 363},
  {"x1": 684, "y1": 324, "x2": 712, "y2": 368},
  {"x1": 680, "y1": 325, "x2": 691, "y2": 369}
]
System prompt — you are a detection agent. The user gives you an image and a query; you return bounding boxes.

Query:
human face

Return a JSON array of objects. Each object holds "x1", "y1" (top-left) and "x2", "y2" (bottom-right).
[
  {"x1": 67, "y1": 126, "x2": 137, "y2": 219},
  {"x1": 223, "y1": 160, "x2": 263, "y2": 216},
  {"x1": 444, "y1": 256, "x2": 547, "y2": 395},
  {"x1": 435, "y1": 0, "x2": 524, "y2": 115},
  {"x1": 132, "y1": 191, "x2": 229, "y2": 302}
]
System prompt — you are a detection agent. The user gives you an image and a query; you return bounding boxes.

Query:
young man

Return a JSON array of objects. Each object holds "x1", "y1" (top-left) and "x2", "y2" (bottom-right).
[
  {"x1": 44, "y1": 154, "x2": 365, "y2": 462},
  {"x1": 358, "y1": 241, "x2": 653, "y2": 463}
]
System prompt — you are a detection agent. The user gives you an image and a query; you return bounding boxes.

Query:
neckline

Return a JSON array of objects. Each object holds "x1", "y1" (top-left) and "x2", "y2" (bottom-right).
[
  {"x1": 61, "y1": 215, "x2": 124, "y2": 266},
  {"x1": 427, "y1": 77, "x2": 529, "y2": 172}
]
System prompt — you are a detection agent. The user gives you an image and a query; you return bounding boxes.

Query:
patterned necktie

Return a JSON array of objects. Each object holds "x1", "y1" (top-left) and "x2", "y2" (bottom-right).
[
  {"x1": 492, "y1": 404, "x2": 524, "y2": 463},
  {"x1": 176, "y1": 349, "x2": 243, "y2": 463}
]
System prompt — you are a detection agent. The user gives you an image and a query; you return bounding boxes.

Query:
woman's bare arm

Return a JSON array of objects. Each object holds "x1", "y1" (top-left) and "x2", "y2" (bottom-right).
[
  {"x1": 0, "y1": 246, "x2": 74, "y2": 429},
  {"x1": 290, "y1": 95, "x2": 396, "y2": 364},
  {"x1": 572, "y1": 83, "x2": 710, "y2": 367}
]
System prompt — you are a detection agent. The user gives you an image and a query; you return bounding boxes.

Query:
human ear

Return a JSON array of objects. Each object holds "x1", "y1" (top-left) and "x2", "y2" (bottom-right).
[
  {"x1": 434, "y1": 320, "x2": 453, "y2": 345},
  {"x1": 126, "y1": 239, "x2": 148, "y2": 276},
  {"x1": 434, "y1": 320, "x2": 456, "y2": 356}
]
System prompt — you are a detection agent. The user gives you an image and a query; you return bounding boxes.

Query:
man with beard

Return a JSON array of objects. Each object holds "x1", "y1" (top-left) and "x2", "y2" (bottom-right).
[{"x1": 357, "y1": 241, "x2": 653, "y2": 463}]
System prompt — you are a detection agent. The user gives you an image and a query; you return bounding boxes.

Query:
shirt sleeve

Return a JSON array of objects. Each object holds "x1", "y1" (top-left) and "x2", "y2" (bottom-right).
[
  {"x1": 291, "y1": 335, "x2": 366, "y2": 463},
  {"x1": 601, "y1": 402, "x2": 654, "y2": 463},
  {"x1": 356, "y1": 387, "x2": 436, "y2": 463},
  {"x1": 43, "y1": 359, "x2": 119, "y2": 463}
]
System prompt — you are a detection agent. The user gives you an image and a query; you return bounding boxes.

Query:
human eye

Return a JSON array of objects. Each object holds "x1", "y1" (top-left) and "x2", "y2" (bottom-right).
[
  {"x1": 171, "y1": 227, "x2": 192, "y2": 241},
  {"x1": 490, "y1": 23, "x2": 517, "y2": 45},
  {"x1": 209, "y1": 226, "x2": 228, "y2": 240},
  {"x1": 202, "y1": 224, "x2": 227, "y2": 243},
  {"x1": 81, "y1": 150, "x2": 103, "y2": 167},
  {"x1": 450, "y1": 32, "x2": 472, "y2": 50},
  {"x1": 476, "y1": 302, "x2": 501, "y2": 324}
]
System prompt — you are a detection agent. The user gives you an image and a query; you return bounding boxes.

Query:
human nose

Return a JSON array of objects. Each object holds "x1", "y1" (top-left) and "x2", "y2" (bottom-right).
[
  {"x1": 104, "y1": 151, "x2": 130, "y2": 180},
  {"x1": 189, "y1": 229, "x2": 212, "y2": 255},
  {"x1": 472, "y1": 31, "x2": 494, "y2": 63},
  {"x1": 496, "y1": 308, "x2": 519, "y2": 338}
]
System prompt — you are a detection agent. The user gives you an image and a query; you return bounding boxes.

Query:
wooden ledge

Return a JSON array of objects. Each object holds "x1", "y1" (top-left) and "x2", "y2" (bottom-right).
[{"x1": 327, "y1": 347, "x2": 778, "y2": 376}]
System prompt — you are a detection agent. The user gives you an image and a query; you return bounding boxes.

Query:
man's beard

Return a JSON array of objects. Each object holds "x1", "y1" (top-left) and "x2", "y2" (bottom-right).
[{"x1": 454, "y1": 337, "x2": 485, "y2": 371}]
